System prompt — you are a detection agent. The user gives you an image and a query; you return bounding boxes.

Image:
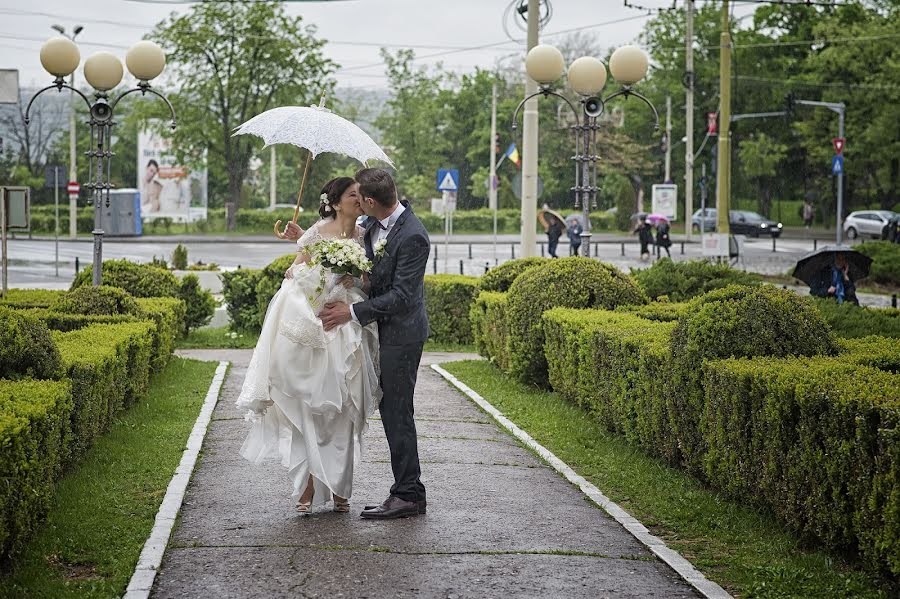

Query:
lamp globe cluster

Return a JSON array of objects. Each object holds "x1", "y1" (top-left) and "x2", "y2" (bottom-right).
[
  {"x1": 38, "y1": 37, "x2": 167, "y2": 91},
  {"x1": 525, "y1": 44, "x2": 650, "y2": 95}
]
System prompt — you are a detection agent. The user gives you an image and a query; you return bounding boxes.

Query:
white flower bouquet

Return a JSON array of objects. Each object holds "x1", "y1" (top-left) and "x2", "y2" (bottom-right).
[{"x1": 309, "y1": 238, "x2": 372, "y2": 277}]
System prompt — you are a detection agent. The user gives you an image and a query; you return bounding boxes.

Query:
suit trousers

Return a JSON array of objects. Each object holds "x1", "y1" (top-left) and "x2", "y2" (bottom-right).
[{"x1": 378, "y1": 342, "x2": 426, "y2": 503}]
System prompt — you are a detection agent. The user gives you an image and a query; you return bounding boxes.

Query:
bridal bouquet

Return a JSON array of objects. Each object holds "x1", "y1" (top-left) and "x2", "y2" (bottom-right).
[{"x1": 309, "y1": 238, "x2": 372, "y2": 277}]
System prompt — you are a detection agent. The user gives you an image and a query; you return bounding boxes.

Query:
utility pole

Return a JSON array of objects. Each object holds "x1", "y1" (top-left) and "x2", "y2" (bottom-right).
[
  {"x1": 489, "y1": 82, "x2": 498, "y2": 262},
  {"x1": 664, "y1": 95, "x2": 672, "y2": 182},
  {"x1": 684, "y1": 0, "x2": 695, "y2": 241},
  {"x1": 53, "y1": 24, "x2": 84, "y2": 239},
  {"x1": 269, "y1": 145, "x2": 276, "y2": 210},
  {"x1": 715, "y1": 1, "x2": 731, "y2": 236},
  {"x1": 520, "y1": 0, "x2": 540, "y2": 258}
]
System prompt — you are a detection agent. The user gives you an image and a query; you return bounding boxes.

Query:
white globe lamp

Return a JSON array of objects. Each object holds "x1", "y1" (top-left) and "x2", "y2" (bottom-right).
[
  {"x1": 84, "y1": 52, "x2": 124, "y2": 92},
  {"x1": 126, "y1": 41, "x2": 166, "y2": 81},
  {"x1": 525, "y1": 44, "x2": 566, "y2": 86},
  {"x1": 567, "y1": 57, "x2": 607, "y2": 96},
  {"x1": 609, "y1": 46, "x2": 649, "y2": 86},
  {"x1": 40, "y1": 37, "x2": 80, "y2": 78}
]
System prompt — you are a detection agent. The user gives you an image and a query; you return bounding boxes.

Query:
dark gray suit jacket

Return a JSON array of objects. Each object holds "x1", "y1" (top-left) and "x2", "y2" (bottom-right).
[{"x1": 354, "y1": 202, "x2": 430, "y2": 346}]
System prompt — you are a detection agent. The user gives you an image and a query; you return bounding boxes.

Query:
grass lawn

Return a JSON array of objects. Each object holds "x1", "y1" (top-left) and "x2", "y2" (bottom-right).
[
  {"x1": 423, "y1": 340, "x2": 476, "y2": 353},
  {"x1": 441, "y1": 360, "x2": 893, "y2": 599},
  {"x1": 0, "y1": 357, "x2": 220, "y2": 599},
  {"x1": 177, "y1": 326, "x2": 259, "y2": 349}
]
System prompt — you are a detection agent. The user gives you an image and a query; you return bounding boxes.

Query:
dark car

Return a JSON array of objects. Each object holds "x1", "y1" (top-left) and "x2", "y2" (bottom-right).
[{"x1": 729, "y1": 210, "x2": 783, "y2": 238}]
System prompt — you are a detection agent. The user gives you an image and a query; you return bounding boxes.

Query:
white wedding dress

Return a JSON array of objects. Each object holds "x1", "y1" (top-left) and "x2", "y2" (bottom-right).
[{"x1": 236, "y1": 220, "x2": 381, "y2": 505}]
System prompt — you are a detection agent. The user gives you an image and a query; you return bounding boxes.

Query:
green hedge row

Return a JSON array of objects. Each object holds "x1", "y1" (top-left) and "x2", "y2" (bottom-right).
[
  {"x1": 0, "y1": 289, "x2": 65, "y2": 309},
  {"x1": 632, "y1": 258, "x2": 760, "y2": 302},
  {"x1": 855, "y1": 241, "x2": 900, "y2": 286},
  {"x1": 469, "y1": 291, "x2": 510, "y2": 371},
  {"x1": 423, "y1": 275, "x2": 479, "y2": 345}
]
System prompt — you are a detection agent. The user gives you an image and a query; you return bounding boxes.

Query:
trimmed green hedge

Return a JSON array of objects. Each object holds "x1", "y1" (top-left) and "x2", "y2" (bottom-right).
[
  {"x1": 470, "y1": 291, "x2": 510, "y2": 370},
  {"x1": 631, "y1": 258, "x2": 760, "y2": 302},
  {"x1": 0, "y1": 289, "x2": 64, "y2": 309},
  {"x1": 54, "y1": 285, "x2": 144, "y2": 317},
  {"x1": 618, "y1": 301, "x2": 690, "y2": 323},
  {"x1": 0, "y1": 307, "x2": 64, "y2": 381},
  {"x1": 0, "y1": 379, "x2": 72, "y2": 561},
  {"x1": 255, "y1": 254, "x2": 295, "y2": 330},
  {"x1": 135, "y1": 297, "x2": 186, "y2": 373},
  {"x1": 220, "y1": 268, "x2": 263, "y2": 331},
  {"x1": 478, "y1": 257, "x2": 550, "y2": 293},
  {"x1": 703, "y1": 357, "x2": 899, "y2": 577},
  {"x1": 810, "y1": 296, "x2": 900, "y2": 338},
  {"x1": 855, "y1": 241, "x2": 900, "y2": 286},
  {"x1": 424, "y1": 275, "x2": 479, "y2": 344},
  {"x1": 506, "y1": 257, "x2": 647, "y2": 386}
]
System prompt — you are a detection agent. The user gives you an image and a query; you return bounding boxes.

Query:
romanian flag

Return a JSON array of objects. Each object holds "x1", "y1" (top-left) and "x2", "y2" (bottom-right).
[{"x1": 505, "y1": 143, "x2": 521, "y2": 167}]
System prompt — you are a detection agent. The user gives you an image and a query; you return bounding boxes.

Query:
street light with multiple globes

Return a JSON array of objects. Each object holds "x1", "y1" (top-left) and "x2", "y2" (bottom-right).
[
  {"x1": 26, "y1": 37, "x2": 176, "y2": 285},
  {"x1": 513, "y1": 44, "x2": 659, "y2": 257}
]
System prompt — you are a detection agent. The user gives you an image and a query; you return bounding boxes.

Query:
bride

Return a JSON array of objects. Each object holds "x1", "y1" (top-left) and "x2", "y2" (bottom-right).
[{"x1": 236, "y1": 176, "x2": 380, "y2": 514}]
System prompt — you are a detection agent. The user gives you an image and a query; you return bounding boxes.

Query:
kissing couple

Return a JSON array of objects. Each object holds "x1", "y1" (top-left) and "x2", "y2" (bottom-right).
[{"x1": 236, "y1": 168, "x2": 430, "y2": 519}]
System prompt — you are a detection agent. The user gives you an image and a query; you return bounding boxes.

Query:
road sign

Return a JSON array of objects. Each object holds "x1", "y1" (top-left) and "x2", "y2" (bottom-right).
[
  {"x1": 832, "y1": 137, "x2": 845, "y2": 155},
  {"x1": 832, "y1": 155, "x2": 844, "y2": 175},
  {"x1": 67, "y1": 181, "x2": 80, "y2": 195},
  {"x1": 436, "y1": 169, "x2": 459, "y2": 192},
  {"x1": 44, "y1": 165, "x2": 65, "y2": 188}
]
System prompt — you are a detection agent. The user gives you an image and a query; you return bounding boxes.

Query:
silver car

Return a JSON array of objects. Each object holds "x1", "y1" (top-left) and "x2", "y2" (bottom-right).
[{"x1": 844, "y1": 210, "x2": 898, "y2": 239}]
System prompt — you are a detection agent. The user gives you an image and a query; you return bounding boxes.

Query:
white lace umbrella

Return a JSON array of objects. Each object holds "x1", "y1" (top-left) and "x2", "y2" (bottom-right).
[{"x1": 233, "y1": 100, "x2": 393, "y2": 238}]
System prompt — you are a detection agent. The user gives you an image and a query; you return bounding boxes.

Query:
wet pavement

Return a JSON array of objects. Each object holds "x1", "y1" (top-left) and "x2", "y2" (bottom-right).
[{"x1": 154, "y1": 349, "x2": 699, "y2": 598}]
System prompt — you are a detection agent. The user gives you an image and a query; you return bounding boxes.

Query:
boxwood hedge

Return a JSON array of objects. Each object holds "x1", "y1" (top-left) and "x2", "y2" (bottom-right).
[
  {"x1": 0, "y1": 307, "x2": 64, "y2": 381},
  {"x1": 424, "y1": 275, "x2": 479, "y2": 344},
  {"x1": 470, "y1": 291, "x2": 510, "y2": 370},
  {"x1": 478, "y1": 257, "x2": 550, "y2": 293}
]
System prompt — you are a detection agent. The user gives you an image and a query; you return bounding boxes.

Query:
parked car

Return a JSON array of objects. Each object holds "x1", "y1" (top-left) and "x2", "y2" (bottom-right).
[
  {"x1": 844, "y1": 210, "x2": 899, "y2": 240},
  {"x1": 730, "y1": 211, "x2": 783, "y2": 238},
  {"x1": 691, "y1": 208, "x2": 718, "y2": 233}
]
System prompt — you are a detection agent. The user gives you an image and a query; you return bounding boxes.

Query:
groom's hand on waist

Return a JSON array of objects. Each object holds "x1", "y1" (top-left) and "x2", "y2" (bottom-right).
[{"x1": 320, "y1": 302, "x2": 352, "y2": 331}]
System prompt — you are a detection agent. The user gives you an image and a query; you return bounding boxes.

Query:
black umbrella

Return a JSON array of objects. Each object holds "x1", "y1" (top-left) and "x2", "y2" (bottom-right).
[{"x1": 791, "y1": 245, "x2": 872, "y2": 285}]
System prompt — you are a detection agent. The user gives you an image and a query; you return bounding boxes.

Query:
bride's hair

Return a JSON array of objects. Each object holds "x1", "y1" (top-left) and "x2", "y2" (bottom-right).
[{"x1": 319, "y1": 177, "x2": 356, "y2": 219}]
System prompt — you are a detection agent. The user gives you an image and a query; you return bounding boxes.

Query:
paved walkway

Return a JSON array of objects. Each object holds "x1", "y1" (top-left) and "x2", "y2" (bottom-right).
[{"x1": 154, "y1": 349, "x2": 698, "y2": 598}]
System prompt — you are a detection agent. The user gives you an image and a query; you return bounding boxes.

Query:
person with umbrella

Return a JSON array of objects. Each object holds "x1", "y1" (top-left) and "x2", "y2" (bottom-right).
[
  {"x1": 655, "y1": 216, "x2": 672, "y2": 258},
  {"x1": 634, "y1": 214, "x2": 654, "y2": 261},
  {"x1": 539, "y1": 205, "x2": 565, "y2": 258},
  {"x1": 566, "y1": 216, "x2": 584, "y2": 256},
  {"x1": 793, "y1": 246, "x2": 871, "y2": 306}
]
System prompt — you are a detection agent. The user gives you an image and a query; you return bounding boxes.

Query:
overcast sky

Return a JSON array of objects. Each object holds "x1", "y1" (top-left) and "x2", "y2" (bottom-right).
[{"x1": 1, "y1": 0, "x2": 757, "y2": 91}]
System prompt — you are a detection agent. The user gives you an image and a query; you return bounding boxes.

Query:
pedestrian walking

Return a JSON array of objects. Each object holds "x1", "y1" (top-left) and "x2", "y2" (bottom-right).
[
  {"x1": 539, "y1": 206, "x2": 565, "y2": 258},
  {"x1": 802, "y1": 200, "x2": 815, "y2": 229},
  {"x1": 567, "y1": 217, "x2": 583, "y2": 256},
  {"x1": 655, "y1": 220, "x2": 672, "y2": 258},
  {"x1": 634, "y1": 215, "x2": 653, "y2": 261}
]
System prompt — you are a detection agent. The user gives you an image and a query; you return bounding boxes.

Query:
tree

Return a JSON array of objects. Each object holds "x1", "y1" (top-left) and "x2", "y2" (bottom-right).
[
  {"x1": 738, "y1": 133, "x2": 788, "y2": 217},
  {"x1": 149, "y1": 2, "x2": 335, "y2": 230}
]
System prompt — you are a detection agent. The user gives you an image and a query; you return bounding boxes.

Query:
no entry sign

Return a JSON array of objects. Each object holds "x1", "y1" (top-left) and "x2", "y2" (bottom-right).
[{"x1": 67, "y1": 181, "x2": 80, "y2": 195}]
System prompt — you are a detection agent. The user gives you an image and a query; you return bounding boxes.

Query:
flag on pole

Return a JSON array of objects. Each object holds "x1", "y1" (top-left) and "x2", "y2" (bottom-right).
[{"x1": 505, "y1": 143, "x2": 520, "y2": 167}]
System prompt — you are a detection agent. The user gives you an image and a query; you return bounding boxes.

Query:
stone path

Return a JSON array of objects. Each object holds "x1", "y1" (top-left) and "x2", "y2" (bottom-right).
[{"x1": 153, "y1": 349, "x2": 699, "y2": 598}]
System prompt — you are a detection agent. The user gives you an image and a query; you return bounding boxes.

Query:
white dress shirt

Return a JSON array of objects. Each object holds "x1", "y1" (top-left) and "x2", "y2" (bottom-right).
[{"x1": 350, "y1": 202, "x2": 406, "y2": 323}]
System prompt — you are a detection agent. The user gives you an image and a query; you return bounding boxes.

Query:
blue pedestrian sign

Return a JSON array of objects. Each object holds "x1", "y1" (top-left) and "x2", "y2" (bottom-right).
[
  {"x1": 437, "y1": 169, "x2": 459, "y2": 192},
  {"x1": 832, "y1": 155, "x2": 844, "y2": 175}
]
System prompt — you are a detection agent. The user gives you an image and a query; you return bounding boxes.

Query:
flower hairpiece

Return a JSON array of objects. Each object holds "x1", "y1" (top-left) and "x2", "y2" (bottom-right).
[{"x1": 320, "y1": 193, "x2": 330, "y2": 205}]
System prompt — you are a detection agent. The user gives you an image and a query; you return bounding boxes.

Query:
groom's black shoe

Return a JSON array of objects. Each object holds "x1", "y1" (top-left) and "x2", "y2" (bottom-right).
[
  {"x1": 360, "y1": 496, "x2": 420, "y2": 519},
  {"x1": 363, "y1": 499, "x2": 426, "y2": 514}
]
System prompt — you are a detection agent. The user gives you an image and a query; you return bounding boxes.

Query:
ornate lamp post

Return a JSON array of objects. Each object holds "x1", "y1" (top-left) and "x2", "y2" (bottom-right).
[
  {"x1": 26, "y1": 37, "x2": 176, "y2": 285},
  {"x1": 513, "y1": 45, "x2": 659, "y2": 257}
]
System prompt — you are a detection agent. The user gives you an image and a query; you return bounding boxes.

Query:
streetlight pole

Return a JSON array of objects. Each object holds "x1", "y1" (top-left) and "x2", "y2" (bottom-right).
[
  {"x1": 715, "y1": 0, "x2": 732, "y2": 238},
  {"x1": 27, "y1": 37, "x2": 176, "y2": 286},
  {"x1": 520, "y1": 0, "x2": 540, "y2": 258},
  {"x1": 52, "y1": 24, "x2": 83, "y2": 239}
]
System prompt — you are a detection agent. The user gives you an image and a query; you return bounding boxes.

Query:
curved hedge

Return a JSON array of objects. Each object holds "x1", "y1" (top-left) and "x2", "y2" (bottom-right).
[
  {"x1": 506, "y1": 257, "x2": 646, "y2": 386},
  {"x1": 424, "y1": 275, "x2": 479, "y2": 344},
  {"x1": 670, "y1": 285, "x2": 839, "y2": 472},
  {"x1": 54, "y1": 285, "x2": 144, "y2": 317},
  {"x1": 632, "y1": 258, "x2": 759, "y2": 302},
  {"x1": 0, "y1": 307, "x2": 64, "y2": 381},
  {"x1": 221, "y1": 269, "x2": 263, "y2": 331},
  {"x1": 479, "y1": 257, "x2": 550, "y2": 293},
  {"x1": 470, "y1": 291, "x2": 510, "y2": 370}
]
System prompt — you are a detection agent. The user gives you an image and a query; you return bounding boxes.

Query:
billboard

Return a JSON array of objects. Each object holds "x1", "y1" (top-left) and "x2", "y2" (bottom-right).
[
  {"x1": 651, "y1": 184, "x2": 678, "y2": 221},
  {"x1": 137, "y1": 123, "x2": 207, "y2": 222}
]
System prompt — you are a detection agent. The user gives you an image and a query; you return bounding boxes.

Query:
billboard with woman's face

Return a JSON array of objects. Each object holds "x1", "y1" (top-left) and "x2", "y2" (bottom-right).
[{"x1": 137, "y1": 123, "x2": 207, "y2": 222}]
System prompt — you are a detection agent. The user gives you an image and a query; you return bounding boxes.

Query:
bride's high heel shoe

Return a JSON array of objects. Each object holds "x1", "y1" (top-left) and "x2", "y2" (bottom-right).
[
  {"x1": 296, "y1": 477, "x2": 314, "y2": 515},
  {"x1": 333, "y1": 495, "x2": 350, "y2": 513}
]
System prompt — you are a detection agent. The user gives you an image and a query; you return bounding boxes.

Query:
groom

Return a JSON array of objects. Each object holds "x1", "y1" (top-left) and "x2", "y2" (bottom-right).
[{"x1": 319, "y1": 168, "x2": 430, "y2": 519}]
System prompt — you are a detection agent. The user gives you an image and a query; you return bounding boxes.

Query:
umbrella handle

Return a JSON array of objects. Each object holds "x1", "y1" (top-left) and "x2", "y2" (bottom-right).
[
  {"x1": 293, "y1": 149, "x2": 314, "y2": 224},
  {"x1": 273, "y1": 220, "x2": 287, "y2": 239}
]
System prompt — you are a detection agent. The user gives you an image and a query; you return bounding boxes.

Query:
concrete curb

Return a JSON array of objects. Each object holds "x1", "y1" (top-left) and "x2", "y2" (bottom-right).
[
  {"x1": 431, "y1": 363, "x2": 733, "y2": 599},
  {"x1": 122, "y1": 361, "x2": 229, "y2": 599}
]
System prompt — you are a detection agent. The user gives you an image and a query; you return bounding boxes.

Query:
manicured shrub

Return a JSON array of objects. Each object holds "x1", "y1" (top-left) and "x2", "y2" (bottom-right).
[
  {"x1": 0, "y1": 289, "x2": 64, "y2": 309},
  {"x1": 255, "y1": 254, "x2": 296, "y2": 329},
  {"x1": 810, "y1": 296, "x2": 900, "y2": 338},
  {"x1": 424, "y1": 275, "x2": 479, "y2": 344},
  {"x1": 172, "y1": 243, "x2": 188, "y2": 270},
  {"x1": 220, "y1": 268, "x2": 263, "y2": 331},
  {"x1": 838, "y1": 335, "x2": 900, "y2": 373},
  {"x1": 506, "y1": 257, "x2": 646, "y2": 386},
  {"x1": 0, "y1": 307, "x2": 64, "y2": 381},
  {"x1": 178, "y1": 274, "x2": 216, "y2": 333},
  {"x1": 469, "y1": 291, "x2": 510, "y2": 370},
  {"x1": 631, "y1": 258, "x2": 759, "y2": 302},
  {"x1": 15, "y1": 307, "x2": 135, "y2": 333},
  {"x1": 135, "y1": 297, "x2": 186, "y2": 372},
  {"x1": 670, "y1": 285, "x2": 839, "y2": 472},
  {"x1": 0, "y1": 379, "x2": 72, "y2": 561},
  {"x1": 618, "y1": 301, "x2": 690, "y2": 323},
  {"x1": 703, "y1": 357, "x2": 900, "y2": 577},
  {"x1": 855, "y1": 240, "x2": 900, "y2": 286},
  {"x1": 54, "y1": 285, "x2": 144, "y2": 318},
  {"x1": 479, "y1": 257, "x2": 550, "y2": 293},
  {"x1": 71, "y1": 259, "x2": 179, "y2": 298}
]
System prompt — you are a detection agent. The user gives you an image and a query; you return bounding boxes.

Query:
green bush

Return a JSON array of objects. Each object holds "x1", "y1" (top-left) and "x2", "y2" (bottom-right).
[
  {"x1": 220, "y1": 269, "x2": 263, "y2": 331},
  {"x1": 470, "y1": 291, "x2": 510, "y2": 370},
  {"x1": 54, "y1": 285, "x2": 144, "y2": 318},
  {"x1": 506, "y1": 257, "x2": 647, "y2": 386},
  {"x1": 15, "y1": 308, "x2": 135, "y2": 333},
  {"x1": 255, "y1": 254, "x2": 296, "y2": 330},
  {"x1": 0, "y1": 379, "x2": 72, "y2": 561},
  {"x1": 618, "y1": 301, "x2": 691, "y2": 322},
  {"x1": 71, "y1": 259, "x2": 179, "y2": 298},
  {"x1": 478, "y1": 257, "x2": 550, "y2": 293},
  {"x1": 423, "y1": 275, "x2": 479, "y2": 344},
  {"x1": 703, "y1": 357, "x2": 900, "y2": 577},
  {"x1": 0, "y1": 307, "x2": 64, "y2": 381},
  {"x1": 838, "y1": 335, "x2": 900, "y2": 373},
  {"x1": 670, "y1": 285, "x2": 839, "y2": 472},
  {"x1": 0, "y1": 289, "x2": 64, "y2": 309},
  {"x1": 135, "y1": 297, "x2": 186, "y2": 372},
  {"x1": 172, "y1": 243, "x2": 188, "y2": 270},
  {"x1": 809, "y1": 296, "x2": 900, "y2": 338},
  {"x1": 178, "y1": 274, "x2": 216, "y2": 333},
  {"x1": 608, "y1": 174, "x2": 634, "y2": 232},
  {"x1": 855, "y1": 241, "x2": 900, "y2": 286},
  {"x1": 631, "y1": 258, "x2": 760, "y2": 302}
]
